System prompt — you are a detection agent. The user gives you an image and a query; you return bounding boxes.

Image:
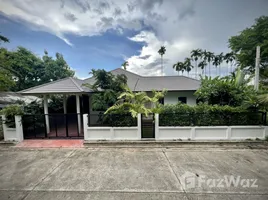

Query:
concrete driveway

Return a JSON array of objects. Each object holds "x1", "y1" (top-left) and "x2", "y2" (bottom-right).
[{"x1": 0, "y1": 145, "x2": 268, "y2": 200}]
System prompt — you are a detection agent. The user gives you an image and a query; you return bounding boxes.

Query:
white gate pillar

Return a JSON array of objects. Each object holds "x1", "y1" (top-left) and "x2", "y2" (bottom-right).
[
  {"x1": 43, "y1": 95, "x2": 50, "y2": 133},
  {"x1": 76, "y1": 94, "x2": 81, "y2": 134}
]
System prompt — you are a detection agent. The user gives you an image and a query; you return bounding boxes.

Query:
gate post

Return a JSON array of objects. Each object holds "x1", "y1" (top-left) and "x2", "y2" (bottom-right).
[
  {"x1": 15, "y1": 116, "x2": 24, "y2": 142},
  {"x1": 83, "y1": 114, "x2": 88, "y2": 140},
  {"x1": 137, "y1": 113, "x2": 141, "y2": 140},
  {"x1": 155, "y1": 113, "x2": 159, "y2": 140}
]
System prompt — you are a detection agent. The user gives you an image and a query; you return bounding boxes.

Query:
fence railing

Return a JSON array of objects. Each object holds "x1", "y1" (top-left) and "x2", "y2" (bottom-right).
[
  {"x1": 87, "y1": 113, "x2": 137, "y2": 127},
  {"x1": 159, "y1": 112, "x2": 267, "y2": 126}
]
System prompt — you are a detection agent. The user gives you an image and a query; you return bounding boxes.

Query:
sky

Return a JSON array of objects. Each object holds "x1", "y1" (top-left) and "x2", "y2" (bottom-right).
[{"x1": 0, "y1": 0, "x2": 268, "y2": 79}]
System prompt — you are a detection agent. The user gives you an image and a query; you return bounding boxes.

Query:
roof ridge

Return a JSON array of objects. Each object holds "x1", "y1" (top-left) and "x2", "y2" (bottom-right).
[
  {"x1": 70, "y1": 77, "x2": 84, "y2": 92},
  {"x1": 111, "y1": 68, "x2": 143, "y2": 77},
  {"x1": 141, "y1": 75, "x2": 200, "y2": 82},
  {"x1": 18, "y1": 77, "x2": 71, "y2": 93}
]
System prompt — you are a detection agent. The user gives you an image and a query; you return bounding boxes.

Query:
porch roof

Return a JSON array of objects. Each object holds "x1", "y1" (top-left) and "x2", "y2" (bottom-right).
[
  {"x1": 19, "y1": 68, "x2": 200, "y2": 95},
  {"x1": 19, "y1": 77, "x2": 85, "y2": 95}
]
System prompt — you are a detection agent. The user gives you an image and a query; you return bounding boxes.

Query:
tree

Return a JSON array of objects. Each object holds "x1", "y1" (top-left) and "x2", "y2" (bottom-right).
[
  {"x1": 195, "y1": 68, "x2": 255, "y2": 106},
  {"x1": 158, "y1": 46, "x2": 166, "y2": 76},
  {"x1": 229, "y1": 16, "x2": 268, "y2": 73},
  {"x1": 184, "y1": 57, "x2": 193, "y2": 77},
  {"x1": 0, "y1": 47, "x2": 74, "y2": 91},
  {"x1": 42, "y1": 51, "x2": 74, "y2": 83},
  {"x1": 105, "y1": 86, "x2": 166, "y2": 117},
  {"x1": 173, "y1": 61, "x2": 185, "y2": 75},
  {"x1": 224, "y1": 52, "x2": 236, "y2": 74},
  {"x1": 0, "y1": 34, "x2": 14, "y2": 91},
  {"x1": 85, "y1": 69, "x2": 127, "y2": 111},
  {"x1": 203, "y1": 50, "x2": 214, "y2": 77},
  {"x1": 190, "y1": 49, "x2": 202, "y2": 78},
  {"x1": 0, "y1": 34, "x2": 9, "y2": 44},
  {"x1": 121, "y1": 61, "x2": 129, "y2": 70},
  {"x1": 198, "y1": 60, "x2": 207, "y2": 75}
]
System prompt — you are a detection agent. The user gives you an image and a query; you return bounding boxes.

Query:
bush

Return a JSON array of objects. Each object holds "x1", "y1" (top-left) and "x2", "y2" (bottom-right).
[
  {"x1": 89, "y1": 113, "x2": 137, "y2": 127},
  {"x1": 0, "y1": 105, "x2": 24, "y2": 128},
  {"x1": 159, "y1": 103, "x2": 266, "y2": 126}
]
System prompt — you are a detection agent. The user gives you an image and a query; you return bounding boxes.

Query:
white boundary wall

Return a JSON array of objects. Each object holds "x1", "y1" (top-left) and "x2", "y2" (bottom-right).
[
  {"x1": 83, "y1": 114, "x2": 141, "y2": 141},
  {"x1": 1, "y1": 115, "x2": 23, "y2": 142},
  {"x1": 155, "y1": 114, "x2": 268, "y2": 140}
]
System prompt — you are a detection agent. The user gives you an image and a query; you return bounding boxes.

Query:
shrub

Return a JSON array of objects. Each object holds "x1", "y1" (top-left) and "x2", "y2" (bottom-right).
[
  {"x1": 159, "y1": 103, "x2": 266, "y2": 126},
  {"x1": 0, "y1": 105, "x2": 24, "y2": 128}
]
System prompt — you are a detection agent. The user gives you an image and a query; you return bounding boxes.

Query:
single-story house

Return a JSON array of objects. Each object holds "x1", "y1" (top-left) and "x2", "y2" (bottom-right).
[
  {"x1": 20, "y1": 68, "x2": 200, "y2": 108},
  {"x1": 18, "y1": 68, "x2": 200, "y2": 138}
]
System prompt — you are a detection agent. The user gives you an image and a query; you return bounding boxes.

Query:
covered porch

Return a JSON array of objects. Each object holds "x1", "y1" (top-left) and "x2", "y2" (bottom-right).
[{"x1": 19, "y1": 77, "x2": 93, "y2": 139}]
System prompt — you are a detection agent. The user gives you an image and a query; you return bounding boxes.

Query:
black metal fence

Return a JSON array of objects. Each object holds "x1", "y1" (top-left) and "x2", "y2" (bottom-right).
[
  {"x1": 22, "y1": 113, "x2": 83, "y2": 139},
  {"x1": 159, "y1": 112, "x2": 267, "y2": 126},
  {"x1": 87, "y1": 113, "x2": 137, "y2": 127}
]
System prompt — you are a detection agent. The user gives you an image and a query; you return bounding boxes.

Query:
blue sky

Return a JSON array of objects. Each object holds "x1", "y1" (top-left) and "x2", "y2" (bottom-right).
[
  {"x1": 0, "y1": 15, "x2": 144, "y2": 79},
  {"x1": 0, "y1": 0, "x2": 268, "y2": 78}
]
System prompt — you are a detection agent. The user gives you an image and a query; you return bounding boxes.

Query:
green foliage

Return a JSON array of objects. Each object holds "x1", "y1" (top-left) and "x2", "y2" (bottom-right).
[
  {"x1": 194, "y1": 68, "x2": 255, "y2": 106},
  {"x1": 121, "y1": 61, "x2": 129, "y2": 70},
  {"x1": 159, "y1": 103, "x2": 265, "y2": 126},
  {"x1": 0, "y1": 47, "x2": 74, "y2": 91},
  {"x1": 95, "y1": 113, "x2": 137, "y2": 127},
  {"x1": 0, "y1": 105, "x2": 24, "y2": 128},
  {"x1": 229, "y1": 16, "x2": 268, "y2": 72},
  {"x1": 85, "y1": 69, "x2": 127, "y2": 111},
  {"x1": 105, "y1": 86, "x2": 166, "y2": 118},
  {"x1": 0, "y1": 34, "x2": 9, "y2": 43}
]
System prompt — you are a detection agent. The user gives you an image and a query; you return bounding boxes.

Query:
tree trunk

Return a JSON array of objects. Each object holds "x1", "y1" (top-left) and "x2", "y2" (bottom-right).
[
  {"x1": 161, "y1": 55, "x2": 163, "y2": 76},
  {"x1": 195, "y1": 60, "x2": 197, "y2": 79},
  {"x1": 209, "y1": 62, "x2": 211, "y2": 77},
  {"x1": 219, "y1": 65, "x2": 221, "y2": 76}
]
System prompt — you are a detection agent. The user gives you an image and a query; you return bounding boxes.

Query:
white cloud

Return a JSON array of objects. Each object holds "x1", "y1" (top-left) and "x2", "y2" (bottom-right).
[
  {"x1": 127, "y1": 31, "x2": 197, "y2": 76},
  {"x1": 1, "y1": 0, "x2": 267, "y2": 76}
]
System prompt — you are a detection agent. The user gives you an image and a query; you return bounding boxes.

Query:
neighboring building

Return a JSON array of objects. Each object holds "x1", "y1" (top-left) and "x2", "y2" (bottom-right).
[{"x1": 0, "y1": 92, "x2": 40, "y2": 110}]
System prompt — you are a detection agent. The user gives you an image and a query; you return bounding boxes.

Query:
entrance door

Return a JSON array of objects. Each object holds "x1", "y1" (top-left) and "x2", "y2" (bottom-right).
[{"x1": 141, "y1": 114, "x2": 155, "y2": 139}]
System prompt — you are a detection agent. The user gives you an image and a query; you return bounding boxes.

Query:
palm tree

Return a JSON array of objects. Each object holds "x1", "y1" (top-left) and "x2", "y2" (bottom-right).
[
  {"x1": 224, "y1": 52, "x2": 236, "y2": 74},
  {"x1": 184, "y1": 57, "x2": 193, "y2": 77},
  {"x1": 198, "y1": 60, "x2": 207, "y2": 76},
  {"x1": 217, "y1": 53, "x2": 224, "y2": 76},
  {"x1": 173, "y1": 61, "x2": 184, "y2": 75},
  {"x1": 203, "y1": 51, "x2": 215, "y2": 77},
  {"x1": 212, "y1": 55, "x2": 220, "y2": 76},
  {"x1": 121, "y1": 61, "x2": 129, "y2": 70},
  {"x1": 158, "y1": 46, "x2": 166, "y2": 76},
  {"x1": 190, "y1": 49, "x2": 202, "y2": 79},
  {"x1": 105, "y1": 86, "x2": 166, "y2": 117}
]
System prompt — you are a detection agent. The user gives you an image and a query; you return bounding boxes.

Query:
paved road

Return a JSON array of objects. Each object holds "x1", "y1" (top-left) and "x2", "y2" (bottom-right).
[{"x1": 0, "y1": 145, "x2": 268, "y2": 199}]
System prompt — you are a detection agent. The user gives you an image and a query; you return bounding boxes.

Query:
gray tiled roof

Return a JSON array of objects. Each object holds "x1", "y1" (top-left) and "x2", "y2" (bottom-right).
[
  {"x1": 19, "y1": 68, "x2": 200, "y2": 94},
  {"x1": 20, "y1": 77, "x2": 83, "y2": 94}
]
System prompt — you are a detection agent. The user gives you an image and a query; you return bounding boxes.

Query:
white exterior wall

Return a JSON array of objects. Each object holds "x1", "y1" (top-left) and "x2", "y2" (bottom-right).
[
  {"x1": 155, "y1": 114, "x2": 268, "y2": 141},
  {"x1": 1, "y1": 115, "x2": 23, "y2": 142},
  {"x1": 83, "y1": 114, "x2": 141, "y2": 141},
  {"x1": 164, "y1": 91, "x2": 196, "y2": 105}
]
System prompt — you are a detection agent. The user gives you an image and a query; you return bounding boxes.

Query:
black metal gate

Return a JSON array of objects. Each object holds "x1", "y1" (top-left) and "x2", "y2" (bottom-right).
[
  {"x1": 141, "y1": 114, "x2": 155, "y2": 139},
  {"x1": 22, "y1": 114, "x2": 83, "y2": 139}
]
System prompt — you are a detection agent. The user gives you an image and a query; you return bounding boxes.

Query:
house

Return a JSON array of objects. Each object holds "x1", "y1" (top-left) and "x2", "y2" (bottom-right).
[
  {"x1": 18, "y1": 68, "x2": 200, "y2": 138},
  {"x1": 20, "y1": 68, "x2": 200, "y2": 108}
]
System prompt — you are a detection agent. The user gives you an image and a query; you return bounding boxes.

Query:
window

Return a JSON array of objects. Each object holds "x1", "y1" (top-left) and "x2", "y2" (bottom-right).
[
  {"x1": 159, "y1": 98, "x2": 164, "y2": 105},
  {"x1": 178, "y1": 97, "x2": 187, "y2": 104}
]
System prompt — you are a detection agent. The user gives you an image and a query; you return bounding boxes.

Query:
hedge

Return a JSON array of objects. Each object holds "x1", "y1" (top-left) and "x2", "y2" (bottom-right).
[
  {"x1": 159, "y1": 103, "x2": 266, "y2": 126},
  {"x1": 89, "y1": 113, "x2": 137, "y2": 127}
]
